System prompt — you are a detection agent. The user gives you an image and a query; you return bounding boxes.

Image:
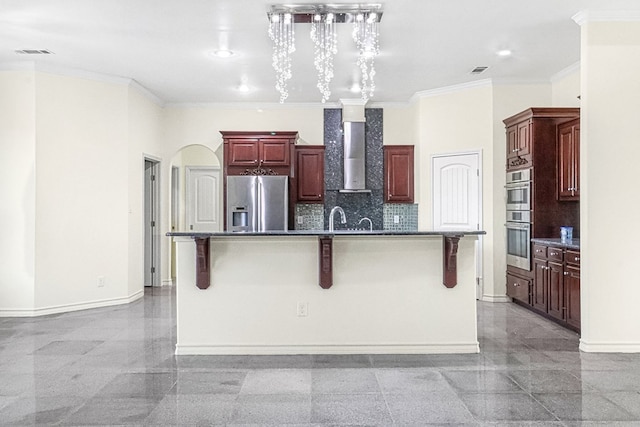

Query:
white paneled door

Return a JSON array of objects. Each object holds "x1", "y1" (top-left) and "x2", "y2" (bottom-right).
[
  {"x1": 186, "y1": 167, "x2": 221, "y2": 232},
  {"x1": 432, "y1": 151, "x2": 482, "y2": 298}
]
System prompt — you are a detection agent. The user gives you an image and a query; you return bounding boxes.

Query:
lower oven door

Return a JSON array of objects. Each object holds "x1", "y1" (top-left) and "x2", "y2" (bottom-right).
[{"x1": 506, "y1": 221, "x2": 531, "y2": 270}]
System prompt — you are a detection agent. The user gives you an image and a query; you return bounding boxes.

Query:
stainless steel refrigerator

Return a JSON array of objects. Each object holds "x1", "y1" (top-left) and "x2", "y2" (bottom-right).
[{"x1": 226, "y1": 175, "x2": 288, "y2": 232}]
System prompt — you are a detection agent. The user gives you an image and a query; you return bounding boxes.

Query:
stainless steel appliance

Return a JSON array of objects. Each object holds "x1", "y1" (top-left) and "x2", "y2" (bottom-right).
[
  {"x1": 226, "y1": 175, "x2": 288, "y2": 232},
  {"x1": 506, "y1": 219, "x2": 531, "y2": 270},
  {"x1": 505, "y1": 168, "x2": 532, "y2": 270},
  {"x1": 506, "y1": 168, "x2": 531, "y2": 211}
]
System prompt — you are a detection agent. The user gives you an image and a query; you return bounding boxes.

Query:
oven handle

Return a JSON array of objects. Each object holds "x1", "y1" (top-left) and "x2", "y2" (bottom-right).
[
  {"x1": 505, "y1": 222, "x2": 531, "y2": 229},
  {"x1": 505, "y1": 181, "x2": 530, "y2": 189}
]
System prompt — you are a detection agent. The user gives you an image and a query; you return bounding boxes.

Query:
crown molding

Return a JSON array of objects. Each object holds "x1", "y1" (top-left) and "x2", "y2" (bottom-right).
[
  {"x1": 551, "y1": 61, "x2": 581, "y2": 83},
  {"x1": 129, "y1": 80, "x2": 165, "y2": 107},
  {"x1": 410, "y1": 79, "x2": 492, "y2": 101},
  {"x1": 573, "y1": 10, "x2": 640, "y2": 26},
  {"x1": 0, "y1": 61, "x2": 164, "y2": 107}
]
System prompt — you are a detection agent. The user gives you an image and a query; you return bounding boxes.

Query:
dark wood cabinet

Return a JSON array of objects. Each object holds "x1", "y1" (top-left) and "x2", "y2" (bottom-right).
[
  {"x1": 529, "y1": 242, "x2": 580, "y2": 331},
  {"x1": 558, "y1": 118, "x2": 580, "y2": 201},
  {"x1": 221, "y1": 131, "x2": 298, "y2": 230},
  {"x1": 296, "y1": 146, "x2": 324, "y2": 203},
  {"x1": 384, "y1": 145, "x2": 414, "y2": 203},
  {"x1": 532, "y1": 257, "x2": 548, "y2": 312},
  {"x1": 565, "y1": 249, "x2": 581, "y2": 329},
  {"x1": 506, "y1": 273, "x2": 530, "y2": 305},
  {"x1": 506, "y1": 120, "x2": 532, "y2": 168},
  {"x1": 226, "y1": 138, "x2": 290, "y2": 167}
]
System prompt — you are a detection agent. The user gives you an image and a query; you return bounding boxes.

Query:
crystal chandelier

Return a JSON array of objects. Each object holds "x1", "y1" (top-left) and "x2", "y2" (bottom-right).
[
  {"x1": 268, "y1": 5, "x2": 382, "y2": 103},
  {"x1": 310, "y1": 13, "x2": 338, "y2": 103},
  {"x1": 268, "y1": 13, "x2": 295, "y2": 103},
  {"x1": 353, "y1": 13, "x2": 379, "y2": 101}
]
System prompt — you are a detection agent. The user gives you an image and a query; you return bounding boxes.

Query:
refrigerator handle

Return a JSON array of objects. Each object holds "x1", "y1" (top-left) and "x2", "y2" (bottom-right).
[{"x1": 257, "y1": 179, "x2": 263, "y2": 232}]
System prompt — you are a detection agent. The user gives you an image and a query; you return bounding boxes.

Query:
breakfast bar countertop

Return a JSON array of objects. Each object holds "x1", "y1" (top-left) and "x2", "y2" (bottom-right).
[{"x1": 167, "y1": 230, "x2": 486, "y2": 238}]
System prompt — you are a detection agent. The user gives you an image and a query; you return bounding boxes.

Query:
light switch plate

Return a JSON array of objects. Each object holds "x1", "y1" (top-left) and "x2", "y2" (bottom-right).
[{"x1": 393, "y1": 215, "x2": 400, "y2": 224}]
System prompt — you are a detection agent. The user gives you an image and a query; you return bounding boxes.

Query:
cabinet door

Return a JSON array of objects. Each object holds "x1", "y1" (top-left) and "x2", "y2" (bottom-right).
[
  {"x1": 506, "y1": 273, "x2": 530, "y2": 305},
  {"x1": 260, "y1": 139, "x2": 290, "y2": 166},
  {"x1": 565, "y1": 264, "x2": 581, "y2": 330},
  {"x1": 548, "y1": 261, "x2": 564, "y2": 320},
  {"x1": 506, "y1": 125, "x2": 518, "y2": 160},
  {"x1": 228, "y1": 139, "x2": 260, "y2": 166},
  {"x1": 384, "y1": 145, "x2": 414, "y2": 203},
  {"x1": 296, "y1": 147, "x2": 324, "y2": 202},
  {"x1": 558, "y1": 119, "x2": 580, "y2": 201},
  {"x1": 516, "y1": 120, "x2": 532, "y2": 157},
  {"x1": 532, "y1": 258, "x2": 548, "y2": 312}
]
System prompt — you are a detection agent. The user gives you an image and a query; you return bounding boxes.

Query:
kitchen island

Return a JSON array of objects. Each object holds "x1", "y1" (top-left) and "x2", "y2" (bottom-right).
[{"x1": 169, "y1": 230, "x2": 484, "y2": 355}]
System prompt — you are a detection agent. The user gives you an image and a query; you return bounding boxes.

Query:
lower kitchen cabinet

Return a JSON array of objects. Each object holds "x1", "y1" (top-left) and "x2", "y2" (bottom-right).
[
  {"x1": 506, "y1": 272, "x2": 530, "y2": 304},
  {"x1": 515, "y1": 240, "x2": 580, "y2": 332},
  {"x1": 565, "y1": 249, "x2": 581, "y2": 329}
]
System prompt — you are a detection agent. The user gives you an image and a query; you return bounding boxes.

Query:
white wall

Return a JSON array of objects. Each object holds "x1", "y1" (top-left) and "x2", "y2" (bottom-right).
[
  {"x1": 579, "y1": 18, "x2": 640, "y2": 352},
  {"x1": 127, "y1": 86, "x2": 164, "y2": 292},
  {"x1": 33, "y1": 73, "x2": 131, "y2": 311},
  {"x1": 0, "y1": 71, "x2": 36, "y2": 313},
  {"x1": 552, "y1": 64, "x2": 581, "y2": 107}
]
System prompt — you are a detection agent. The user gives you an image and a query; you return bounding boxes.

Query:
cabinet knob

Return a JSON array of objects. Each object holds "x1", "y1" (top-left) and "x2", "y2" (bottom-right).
[
  {"x1": 550, "y1": 252, "x2": 557, "y2": 256},
  {"x1": 564, "y1": 271, "x2": 569, "y2": 276},
  {"x1": 513, "y1": 283, "x2": 519, "y2": 287},
  {"x1": 575, "y1": 257, "x2": 580, "y2": 261}
]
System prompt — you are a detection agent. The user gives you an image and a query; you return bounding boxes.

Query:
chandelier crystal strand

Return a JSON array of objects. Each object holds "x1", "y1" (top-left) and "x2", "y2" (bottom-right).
[
  {"x1": 268, "y1": 13, "x2": 295, "y2": 103},
  {"x1": 311, "y1": 15, "x2": 338, "y2": 103},
  {"x1": 353, "y1": 14, "x2": 379, "y2": 101}
]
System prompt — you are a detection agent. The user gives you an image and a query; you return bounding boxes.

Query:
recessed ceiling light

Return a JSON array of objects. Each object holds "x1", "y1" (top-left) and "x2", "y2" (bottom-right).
[
  {"x1": 350, "y1": 83, "x2": 361, "y2": 93},
  {"x1": 497, "y1": 49, "x2": 512, "y2": 57},
  {"x1": 238, "y1": 84, "x2": 249, "y2": 92},
  {"x1": 213, "y1": 49, "x2": 234, "y2": 58}
]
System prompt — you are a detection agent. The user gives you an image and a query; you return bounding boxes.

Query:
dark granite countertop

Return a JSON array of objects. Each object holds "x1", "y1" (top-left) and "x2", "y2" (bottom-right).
[
  {"x1": 167, "y1": 230, "x2": 486, "y2": 238},
  {"x1": 531, "y1": 237, "x2": 580, "y2": 250}
]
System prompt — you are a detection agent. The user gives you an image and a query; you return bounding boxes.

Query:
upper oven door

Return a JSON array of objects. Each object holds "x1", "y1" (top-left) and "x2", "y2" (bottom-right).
[{"x1": 506, "y1": 182, "x2": 531, "y2": 211}]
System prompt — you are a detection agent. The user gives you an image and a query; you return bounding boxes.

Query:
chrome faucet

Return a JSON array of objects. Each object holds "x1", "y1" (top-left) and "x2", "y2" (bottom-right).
[
  {"x1": 328, "y1": 206, "x2": 347, "y2": 232},
  {"x1": 358, "y1": 217, "x2": 373, "y2": 231}
]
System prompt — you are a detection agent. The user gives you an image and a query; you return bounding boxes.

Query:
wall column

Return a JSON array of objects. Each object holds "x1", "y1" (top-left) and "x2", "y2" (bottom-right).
[{"x1": 576, "y1": 11, "x2": 640, "y2": 352}]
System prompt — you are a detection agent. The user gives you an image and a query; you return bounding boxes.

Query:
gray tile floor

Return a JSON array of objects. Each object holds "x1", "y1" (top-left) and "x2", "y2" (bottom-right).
[{"x1": 1, "y1": 287, "x2": 640, "y2": 426}]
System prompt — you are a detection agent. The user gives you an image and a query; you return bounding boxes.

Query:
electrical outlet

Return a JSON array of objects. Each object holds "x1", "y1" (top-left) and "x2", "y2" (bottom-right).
[
  {"x1": 393, "y1": 215, "x2": 400, "y2": 224},
  {"x1": 297, "y1": 215, "x2": 303, "y2": 225},
  {"x1": 296, "y1": 302, "x2": 308, "y2": 317},
  {"x1": 97, "y1": 276, "x2": 105, "y2": 287}
]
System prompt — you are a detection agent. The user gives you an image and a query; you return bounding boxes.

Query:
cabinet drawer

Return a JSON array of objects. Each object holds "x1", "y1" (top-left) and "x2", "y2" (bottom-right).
[
  {"x1": 533, "y1": 244, "x2": 547, "y2": 259},
  {"x1": 506, "y1": 273, "x2": 530, "y2": 304},
  {"x1": 547, "y1": 247, "x2": 564, "y2": 262},
  {"x1": 566, "y1": 250, "x2": 580, "y2": 266}
]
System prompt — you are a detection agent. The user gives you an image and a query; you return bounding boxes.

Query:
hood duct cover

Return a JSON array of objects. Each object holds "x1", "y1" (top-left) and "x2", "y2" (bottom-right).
[{"x1": 341, "y1": 121, "x2": 370, "y2": 193}]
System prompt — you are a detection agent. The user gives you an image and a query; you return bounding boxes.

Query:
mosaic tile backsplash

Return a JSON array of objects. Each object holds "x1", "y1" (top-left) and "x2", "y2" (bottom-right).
[
  {"x1": 383, "y1": 204, "x2": 419, "y2": 231},
  {"x1": 324, "y1": 108, "x2": 384, "y2": 230},
  {"x1": 295, "y1": 204, "x2": 324, "y2": 230},
  {"x1": 296, "y1": 203, "x2": 419, "y2": 231}
]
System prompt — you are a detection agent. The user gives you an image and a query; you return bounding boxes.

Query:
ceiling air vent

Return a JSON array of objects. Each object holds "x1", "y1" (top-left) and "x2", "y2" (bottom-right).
[
  {"x1": 470, "y1": 66, "x2": 488, "y2": 75},
  {"x1": 15, "y1": 49, "x2": 54, "y2": 55}
]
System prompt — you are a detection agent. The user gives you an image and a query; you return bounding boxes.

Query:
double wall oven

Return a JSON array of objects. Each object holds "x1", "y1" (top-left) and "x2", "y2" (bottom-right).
[{"x1": 506, "y1": 168, "x2": 531, "y2": 270}]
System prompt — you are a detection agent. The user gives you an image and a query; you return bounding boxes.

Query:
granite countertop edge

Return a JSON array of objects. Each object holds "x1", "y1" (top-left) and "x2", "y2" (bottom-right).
[
  {"x1": 531, "y1": 237, "x2": 580, "y2": 250},
  {"x1": 167, "y1": 230, "x2": 486, "y2": 238}
]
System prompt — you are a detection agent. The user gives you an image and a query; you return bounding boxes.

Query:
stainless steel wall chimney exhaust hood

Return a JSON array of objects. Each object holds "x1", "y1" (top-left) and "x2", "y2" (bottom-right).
[{"x1": 339, "y1": 99, "x2": 371, "y2": 193}]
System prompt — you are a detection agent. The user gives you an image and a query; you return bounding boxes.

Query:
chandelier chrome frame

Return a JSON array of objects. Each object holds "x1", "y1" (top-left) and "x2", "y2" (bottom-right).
[{"x1": 268, "y1": 4, "x2": 383, "y2": 103}]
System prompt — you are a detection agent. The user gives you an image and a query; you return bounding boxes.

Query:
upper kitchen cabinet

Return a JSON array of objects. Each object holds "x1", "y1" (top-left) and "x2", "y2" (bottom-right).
[
  {"x1": 504, "y1": 108, "x2": 579, "y2": 172},
  {"x1": 384, "y1": 145, "x2": 414, "y2": 203},
  {"x1": 221, "y1": 131, "x2": 297, "y2": 176},
  {"x1": 506, "y1": 120, "x2": 532, "y2": 169},
  {"x1": 295, "y1": 146, "x2": 325, "y2": 203},
  {"x1": 558, "y1": 118, "x2": 580, "y2": 201}
]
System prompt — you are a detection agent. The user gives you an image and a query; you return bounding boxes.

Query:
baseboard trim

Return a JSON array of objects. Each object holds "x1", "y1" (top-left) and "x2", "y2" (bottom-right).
[
  {"x1": 579, "y1": 340, "x2": 640, "y2": 353},
  {"x1": 481, "y1": 294, "x2": 511, "y2": 303},
  {"x1": 175, "y1": 342, "x2": 480, "y2": 356},
  {"x1": 0, "y1": 290, "x2": 144, "y2": 317}
]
